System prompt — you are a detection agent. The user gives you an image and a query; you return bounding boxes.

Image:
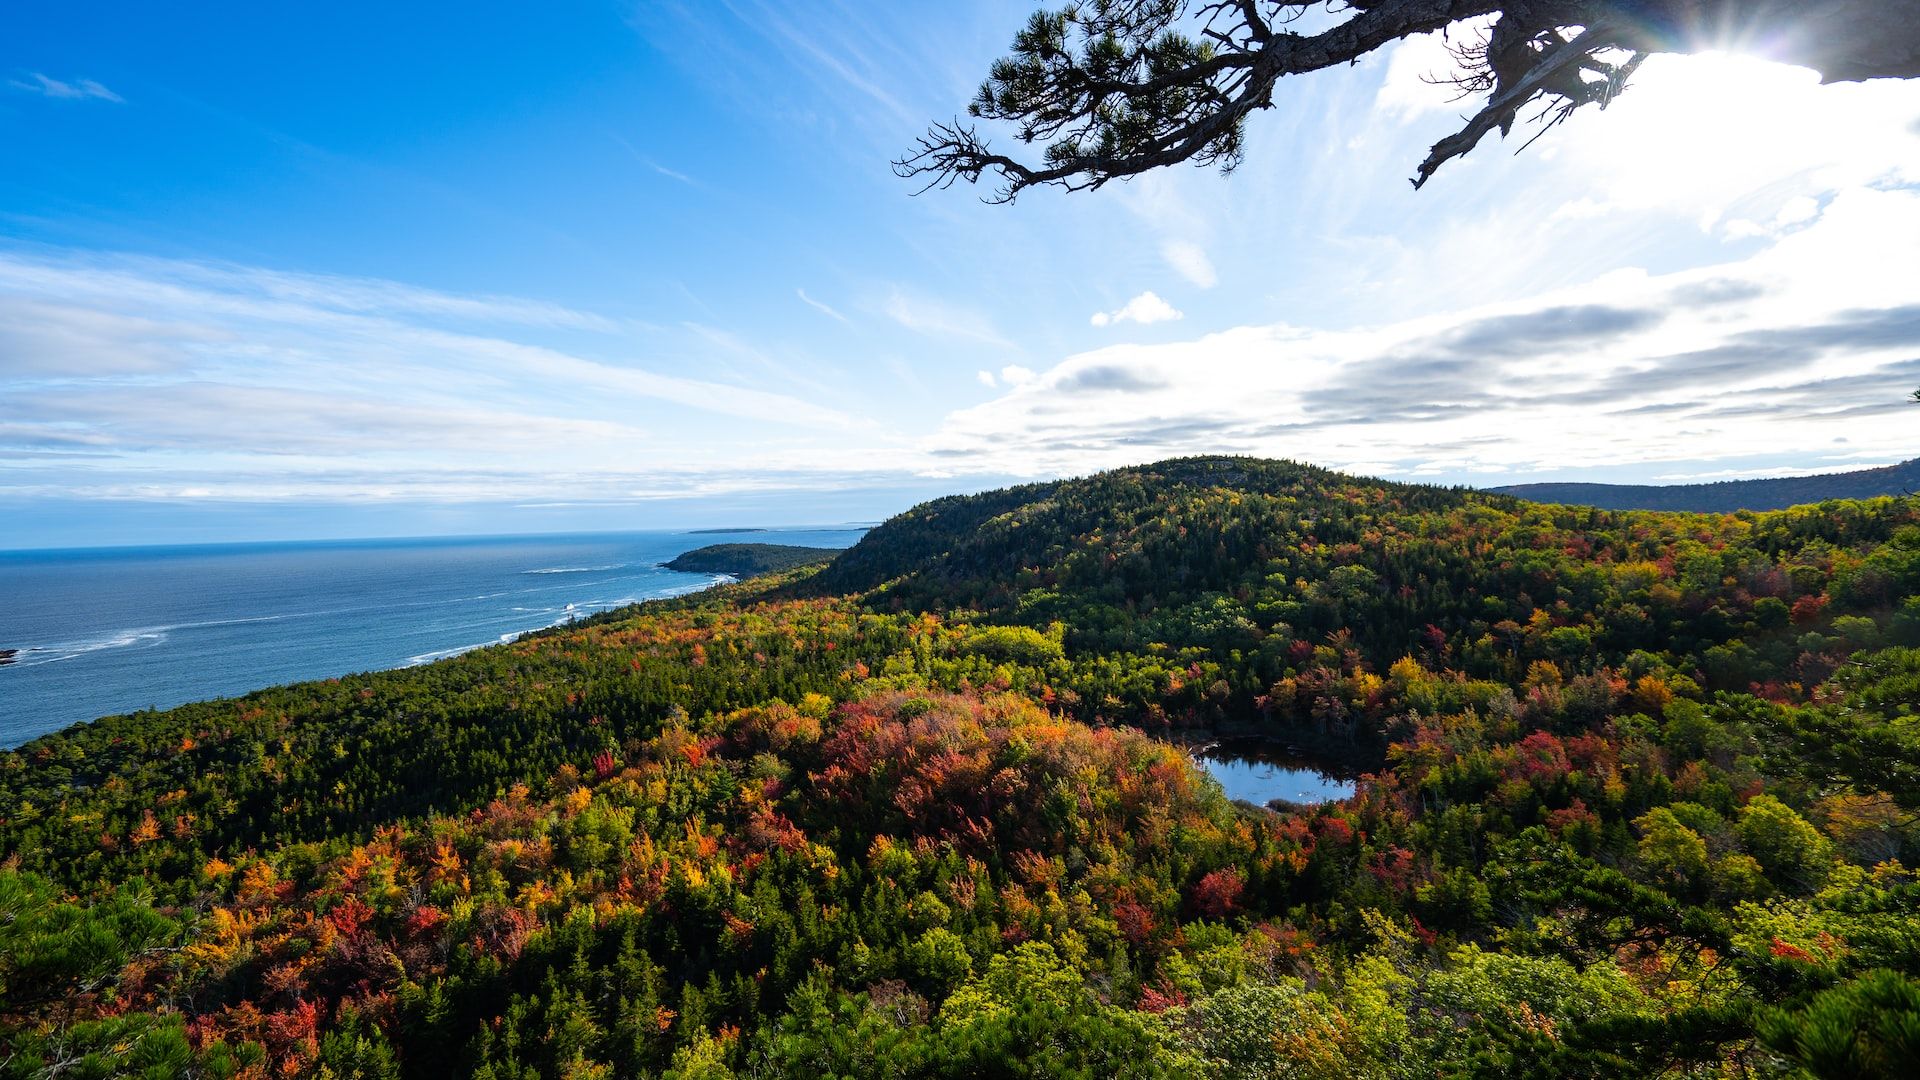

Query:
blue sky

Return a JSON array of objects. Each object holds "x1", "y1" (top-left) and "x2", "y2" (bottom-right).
[{"x1": 4, "y1": 2, "x2": 1919, "y2": 548}]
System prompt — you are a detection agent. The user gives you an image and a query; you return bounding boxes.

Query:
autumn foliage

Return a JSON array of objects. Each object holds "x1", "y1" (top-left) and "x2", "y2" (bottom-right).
[{"x1": 4, "y1": 458, "x2": 1919, "y2": 1077}]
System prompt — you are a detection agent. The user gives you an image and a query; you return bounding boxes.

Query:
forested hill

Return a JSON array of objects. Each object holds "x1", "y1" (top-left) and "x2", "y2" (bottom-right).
[
  {"x1": 662, "y1": 542, "x2": 841, "y2": 577},
  {"x1": 4, "y1": 456, "x2": 1920, "y2": 1078},
  {"x1": 805, "y1": 476, "x2": 1062, "y2": 594},
  {"x1": 809, "y1": 457, "x2": 1475, "y2": 600},
  {"x1": 1492, "y1": 457, "x2": 1920, "y2": 511}
]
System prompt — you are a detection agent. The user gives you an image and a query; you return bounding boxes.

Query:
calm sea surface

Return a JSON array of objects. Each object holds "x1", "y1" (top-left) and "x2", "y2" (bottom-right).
[{"x1": 0, "y1": 528, "x2": 865, "y2": 747}]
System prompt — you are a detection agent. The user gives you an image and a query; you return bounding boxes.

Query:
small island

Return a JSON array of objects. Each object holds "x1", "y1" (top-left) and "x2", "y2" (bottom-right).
[{"x1": 663, "y1": 542, "x2": 841, "y2": 577}]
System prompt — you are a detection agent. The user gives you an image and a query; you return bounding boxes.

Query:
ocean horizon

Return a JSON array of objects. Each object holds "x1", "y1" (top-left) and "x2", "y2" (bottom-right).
[{"x1": 0, "y1": 526, "x2": 866, "y2": 747}]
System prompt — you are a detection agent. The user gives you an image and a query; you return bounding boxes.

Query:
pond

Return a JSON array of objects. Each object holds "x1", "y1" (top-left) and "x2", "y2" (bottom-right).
[{"x1": 1193, "y1": 738, "x2": 1357, "y2": 807}]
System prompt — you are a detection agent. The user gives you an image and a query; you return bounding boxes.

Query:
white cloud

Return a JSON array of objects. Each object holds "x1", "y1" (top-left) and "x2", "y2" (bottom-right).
[
  {"x1": 1161, "y1": 240, "x2": 1217, "y2": 288},
  {"x1": 1651, "y1": 462, "x2": 1900, "y2": 482},
  {"x1": 0, "y1": 252, "x2": 620, "y2": 332},
  {"x1": 970, "y1": 363, "x2": 1036, "y2": 394},
  {"x1": 1288, "y1": 44, "x2": 1920, "y2": 333},
  {"x1": 10, "y1": 73, "x2": 122, "y2": 102},
  {"x1": 1723, "y1": 195, "x2": 1824, "y2": 239},
  {"x1": 925, "y1": 186, "x2": 1920, "y2": 483},
  {"x1": 1090, "y1": 291, "x2": 1184, "y2": 327},
  {"x1": 1539, "y1": 52, "x2": 1920, "y2": 232},
  {"x1": 0, "y1": 295, "x2": 218, "y2": 376},
  {"x1": 1373, "y1": 28, "x2": 1471, "y2": 120}
]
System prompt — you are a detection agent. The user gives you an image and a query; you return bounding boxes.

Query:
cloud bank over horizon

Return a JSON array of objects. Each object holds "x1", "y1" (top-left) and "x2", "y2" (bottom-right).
[
  {"x1": 0, "y1": 248, "x2": 899, "y2": 508},
  {"x1": 932, "y1": 186, "x2": 1920, "y2": 482}
]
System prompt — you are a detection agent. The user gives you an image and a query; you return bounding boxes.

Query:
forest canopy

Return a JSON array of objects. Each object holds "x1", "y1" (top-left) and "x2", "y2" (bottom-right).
[{"x1": 4, "y1": 457, "x2": 1920, "y2": 1077}]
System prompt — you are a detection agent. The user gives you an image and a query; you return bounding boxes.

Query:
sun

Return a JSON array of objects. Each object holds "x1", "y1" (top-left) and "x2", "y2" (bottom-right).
[
  {"x1": 1605, "y1": 51, "x2": 1827, "y2": 160},
  {"x1": 1549, "y1": 47, "x2": 1918, "y2": 228}
]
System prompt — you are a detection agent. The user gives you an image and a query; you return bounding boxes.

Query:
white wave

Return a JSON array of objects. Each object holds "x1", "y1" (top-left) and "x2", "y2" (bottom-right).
[
  {"x1": 400, "y1": 576, "x2": 731, "y2": 669},
  {"x1": 522, "y1": 564, "x2": 625, "y2": 575},
  {"x1": 403, "y1": 610, "x2": 581, "y2": 667},
  {"x1": 4, "y1": 607, "x2": 365, "y2": 672},
  {"x1": 405, "y1": 641, "x2": 490, "y2": 665},
  {"x1": 658, "y1": 576, "x2": 732, "y2": 597},
  {"x1": 154, "y1": 608, "x2": 345, "y2": 632},
  {"x1": 7, "y1": 629, "x2": 169, "y2": 667}
]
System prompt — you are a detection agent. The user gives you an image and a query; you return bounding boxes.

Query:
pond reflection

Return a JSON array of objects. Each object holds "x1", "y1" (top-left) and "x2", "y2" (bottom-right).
[{"x1": 1194, "y1": 738, "x2": 1356, "y2": 807}]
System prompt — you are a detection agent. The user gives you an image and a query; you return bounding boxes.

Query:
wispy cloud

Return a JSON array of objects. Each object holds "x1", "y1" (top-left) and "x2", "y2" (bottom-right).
[
  {"x1": 1161, "y1": 241, "x2": 1216, "y2": 289},
  {"x1": 796, "y1": 288, "x2": 851, "y2": 325},
  {"x1": 0, "y1": 251, "x2": 622, "y2": 333},
  {"x1": 611, "y1": 135, "x2": 699, "y2": 186},
  {"x1": 1373, "y1": 27, "x2": 1479, "y2": 121},
  {"x1": 647, "y1": 161, "x2": 696, "y2": 185},
  {"x1": 1091, "y1": 291, "x2": 1183, "y2": 327},
  {"x1": 10, "y1": 72, "x2": 122, "y2": 102},
  {"x1": 882, "y1": 289, "x2": 1012, "y2": 348},
  {"x1": 748, "y1": 5, "x2": 916, "y2": 127},
  {"x1": 0, "y1": 249, "x2": 887, "y2": 503}
]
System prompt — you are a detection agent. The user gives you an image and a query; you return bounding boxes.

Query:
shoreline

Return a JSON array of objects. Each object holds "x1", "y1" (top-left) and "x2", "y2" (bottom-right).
[{"x1": 0, "y1": 566, "x2": 750, "y2": 751}]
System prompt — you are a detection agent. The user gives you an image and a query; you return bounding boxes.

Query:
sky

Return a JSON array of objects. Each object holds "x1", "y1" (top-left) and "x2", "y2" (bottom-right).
[{"x1": 3, "y1": 2, "x2": 1918, "y2": 548}]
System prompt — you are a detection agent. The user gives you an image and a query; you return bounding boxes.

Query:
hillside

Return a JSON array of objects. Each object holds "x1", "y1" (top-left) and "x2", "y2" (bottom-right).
[
  {"x1": 3, "y1": 456, "x2": 1919, "y2": 1077},
  {"x1": 1492, "y1": 457, "x2": 1920, "y2": 511},
  {"x1": 663, "y1": 542, "x2": 841, "y2": 577}
]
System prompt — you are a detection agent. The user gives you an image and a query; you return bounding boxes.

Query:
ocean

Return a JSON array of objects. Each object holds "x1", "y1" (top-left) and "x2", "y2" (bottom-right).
[{"x1": 0, "y1": 528, "x2": 866, "y2": 747}]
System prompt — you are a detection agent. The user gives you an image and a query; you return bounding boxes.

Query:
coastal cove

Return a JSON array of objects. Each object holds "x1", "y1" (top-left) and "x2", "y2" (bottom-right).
[{"x1": 0, "y1": 528, "x2": 865, "y2": 746}]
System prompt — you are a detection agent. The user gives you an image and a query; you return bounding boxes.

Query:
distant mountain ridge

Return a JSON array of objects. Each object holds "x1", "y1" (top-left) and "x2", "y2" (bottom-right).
[{"x1": 1491, "y1": 457, "x2": 1920, "y2": 512}]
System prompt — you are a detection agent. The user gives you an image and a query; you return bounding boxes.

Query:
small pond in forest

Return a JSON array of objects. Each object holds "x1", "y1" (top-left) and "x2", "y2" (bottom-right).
[{"x1": 1193, "y1": 738, "x2": 1357, "y2": 807}]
